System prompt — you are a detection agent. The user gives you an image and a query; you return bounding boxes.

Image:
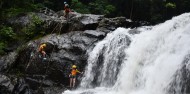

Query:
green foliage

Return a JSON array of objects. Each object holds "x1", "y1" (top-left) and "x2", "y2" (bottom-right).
[
  {"x1": 72, "y1": 0, "x2": 79, "y2": 4},
  {"x1": 89, "y1": 0, "x2": 116, "y2": 17},
  {"x1": 0, "y1": 26, "x2": 16, "y2": 55},
  {"x1": 1, "y1": 0, "x2": 43, "y2": 19},
  {"x1": 20, "y1": 13, "x2": 44, "y2": 40},
  {"x1": 0, "y1": 26, "x2": 16, "y2": 40},
  {"x1": 43, "y1": 0, "x2": 54, "y2": 9},
  {"x1": 150, "y1": 14, "x2": 163, "y2": 24},
  {"x1": 165, "y1": 2, "x2": 176, "y2": 9},
  {"x1": 105, "y1": 5, "x2": 116, "y2": 16},
  {"x1": 31, "y1": 13, "x2": 43, "y2": 25},
  {"x1": 0, "y1": 42, "x2": 7, "y2": 55},
  {"x1": 29, "y1": 3, "x2": 44, "y2": 11},
  {"x1": 71, "y1": 0, "x2": 90, "y2": 13},
  {"x1": 2, "y1": 8, "x2": 25, "y2": 19}
]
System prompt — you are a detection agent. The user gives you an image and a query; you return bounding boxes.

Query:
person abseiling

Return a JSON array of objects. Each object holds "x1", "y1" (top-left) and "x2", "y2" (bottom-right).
[
  {"x1": 69, "y1": 65, "x2": 82, "y2": 88},
  {"x1": 64, "y1": 2, "x2": 71, "y2": 19},
  {"x1": 38, "y1": 43, "x2": 47, "y2": 59}
]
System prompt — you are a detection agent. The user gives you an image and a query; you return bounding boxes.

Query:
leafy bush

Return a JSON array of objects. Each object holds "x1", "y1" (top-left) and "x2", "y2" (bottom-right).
[
  {"x1": 0, "y1": 26, "x2": 16, "y2": 40},
  {"x1": 105, "y1": 5, "x2": 116, "y2": 16},
  {"x1": 165, "y1": 2, "x2": 176, "y2": 9},
  {"x1": 1, "y1": 0, "x2": 43, "y2": 20},
  {"x1": 0, "y1": 26, "x2": 16, "y2": 55},
  {"x1": 19, "y1": 13, "x2": 44, "y2": 40},
  {"x1": 0, "y1": 42, "x2": 7, "y2": 55},
  {"x1": 2, "y1": 8, "x2": 25, "y2": 19},
  {"x1": 89, "y1": 0, "x2": 116, "y2": 17},
  {"x1": 71, "y1": 0, "x2": 90, "y2": 13}
]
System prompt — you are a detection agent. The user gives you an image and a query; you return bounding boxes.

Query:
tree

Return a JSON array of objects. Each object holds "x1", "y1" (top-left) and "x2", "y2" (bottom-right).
[
  {"x1": 71, "y1": 0, "x2": 90, "y2": 13},
  {"x1": 164, "y1": 2, "x2": 176, "y2": 20},
  {"x1": 89, "y1": 0, "x2": 116, "y2": 17}
]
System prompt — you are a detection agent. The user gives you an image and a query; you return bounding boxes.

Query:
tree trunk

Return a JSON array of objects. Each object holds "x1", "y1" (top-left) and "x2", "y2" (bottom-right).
[{"x1": 130, "y1": 0, "x2": 134, "y2": 20}]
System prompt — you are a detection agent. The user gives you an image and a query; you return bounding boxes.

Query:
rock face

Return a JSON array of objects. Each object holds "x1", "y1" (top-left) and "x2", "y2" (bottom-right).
[
  {"x1": 1, "y1": 8, "x2": 149, "y2": 94},
  {"x1": 168, "y1": 54, "x2": 190, "y2": 94},
  {"x1": 0, "y1": 30, "x2": 106, "y2": 94}
]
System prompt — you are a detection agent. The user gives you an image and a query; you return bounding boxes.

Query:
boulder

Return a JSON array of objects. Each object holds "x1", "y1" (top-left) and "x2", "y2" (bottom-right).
[
  {"x1": 0, "y1": 52, "x2": 17, "y2": 72},
  {"x1": 169, "y1": 54, "x2": 190, "y2": 94},
  {"x1": 0, "y1": 75, "x2": 14, "y2": 94},
  {"x1": 97, "y1": 17, "x2": 132, "y2": 31}
]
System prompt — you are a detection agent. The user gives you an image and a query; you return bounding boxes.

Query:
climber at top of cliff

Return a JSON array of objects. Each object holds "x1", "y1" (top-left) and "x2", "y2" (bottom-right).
[{"x1": 64, "y1": 2, "x2": 71, "y2": 19}]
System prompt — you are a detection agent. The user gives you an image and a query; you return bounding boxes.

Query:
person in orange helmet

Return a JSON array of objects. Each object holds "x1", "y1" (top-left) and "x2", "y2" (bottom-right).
[
  {"x1": 38, "y1": 43, "x2": 47, "y2": 59},
  {"x1": 69, "y1": 65, "x2": 83, "y2": 88}
]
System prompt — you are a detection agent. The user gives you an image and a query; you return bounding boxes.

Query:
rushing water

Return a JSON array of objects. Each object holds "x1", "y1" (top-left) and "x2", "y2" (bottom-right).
[{"x1": 63, "y1": 13, "x2": 190, "y2": 94}]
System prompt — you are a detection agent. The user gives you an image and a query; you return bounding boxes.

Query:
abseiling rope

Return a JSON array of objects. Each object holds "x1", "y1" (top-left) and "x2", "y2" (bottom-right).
[{"x1": 38, "y1": 20, "x2": 64, "y2": 90}]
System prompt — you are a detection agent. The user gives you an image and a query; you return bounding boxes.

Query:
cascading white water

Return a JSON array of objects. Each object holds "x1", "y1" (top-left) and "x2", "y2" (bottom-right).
[
  {"x1": 63, "y1": 27, "x2": 133, "y2": 94},
  {"x1": 80, "y1": 28, "x2": 132, "y2": 89},
  {"x1": 63, "y1": 13, "x2": 190, "y2": 94}
]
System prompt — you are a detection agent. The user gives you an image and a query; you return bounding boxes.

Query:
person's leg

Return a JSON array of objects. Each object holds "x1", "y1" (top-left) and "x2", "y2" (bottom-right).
[
  {"x1": 70, "y1": 77, "x2": 73, "y2": 88},
  {"x1": 42, "y1": 51, "x2": 46, "y2": 58},
  {"x1": 64, "y1": 10, "x2": 66, "y2": 17},
  {"x1": 72, "y1": 77, "x2": 76, "y2": 88},
  {"x1": 65, "y1": 13, "x2": 68, "y2": 20},
  {"x1": 65, "y1": 11, "x2": 69, "y2": 20}
]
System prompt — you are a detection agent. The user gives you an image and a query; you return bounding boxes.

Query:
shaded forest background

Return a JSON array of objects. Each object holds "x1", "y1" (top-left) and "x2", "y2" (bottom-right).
[
  {"x1": 1, "y1": 0, "x2": 190, "y2": 23},
  {"x1": 0, "y1": 0, "x2": 190, "y2": 55}
]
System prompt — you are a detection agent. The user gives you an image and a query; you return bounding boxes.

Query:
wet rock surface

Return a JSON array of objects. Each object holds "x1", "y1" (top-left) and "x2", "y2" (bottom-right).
[
  {"x1": 169, "y1": 54, "x2": 190, "y2": 94},
  {"x1": 0, "y1": 30, "x2": 106, "y2": 94}
]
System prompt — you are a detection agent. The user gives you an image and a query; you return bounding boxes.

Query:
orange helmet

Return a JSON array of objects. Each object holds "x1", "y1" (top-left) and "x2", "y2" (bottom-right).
[
  {"x1": 42, "y1": 43, "x2": 46, "y2": 47},
  {"x1": 72, "y1": 65, "x2": 77, "y2": 68}
]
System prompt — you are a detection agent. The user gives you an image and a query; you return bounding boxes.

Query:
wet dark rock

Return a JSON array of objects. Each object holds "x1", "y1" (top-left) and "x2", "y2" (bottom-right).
[
  {"x1": 7, "y1": 9, "x2": 144, "y2": 37},
  {"x1": 80, "y1": 91, "x2": 94, "y2": 94},
  {"x1": 169, "y1": 54, "x2": 190, "y2": 94},
  {"x1": 39, "y1": 7, "x2": 58, "y2": 17},
  {"x1": 0, "y1": 75, "x2": 14, "y2": 93},
  {"x1": 8, "y1": 13, "x2": 31, "y2": 27},
  {"x1": 97, "y1": 17, "x2": 132, "y2": 31},
  {"x1": 0, "y1": 86, "x2": 11, "y2": 94},
  {"x1": 0, "y1": 52, "x2": 17, "y2": 72},
  {"x1": 11, "y1": 78, "x2": 32, "y2": 94},
  {"x1": 66, "y1": 12, "x2": 104, "y2": 31},
  {"x1": 7, "y1": 11, "x2": 104, "y2": 35},
  {"x1": 1, "y1": 29, "x2": 105, "y2": 93},
  {"x1": 42, "y1": 87, "x2": 65, "y2": 94},
  {"x1": 133, "y1": 21, "x2": 150, "y2": 27},
  {"x1": 128, "y1": 29, "x2": 141, "y2": 35},
  {"x1": 83, "y1": 30, "x2": 106, "y2": 40}
]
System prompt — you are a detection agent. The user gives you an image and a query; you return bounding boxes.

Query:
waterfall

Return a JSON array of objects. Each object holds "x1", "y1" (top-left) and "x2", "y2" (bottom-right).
[
  {"x1": 80, "y1": 28, "x2": 132, "y2": 88},
  {"x1": 63, "y1": 13, "x2": 190, "y2": 94}
]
